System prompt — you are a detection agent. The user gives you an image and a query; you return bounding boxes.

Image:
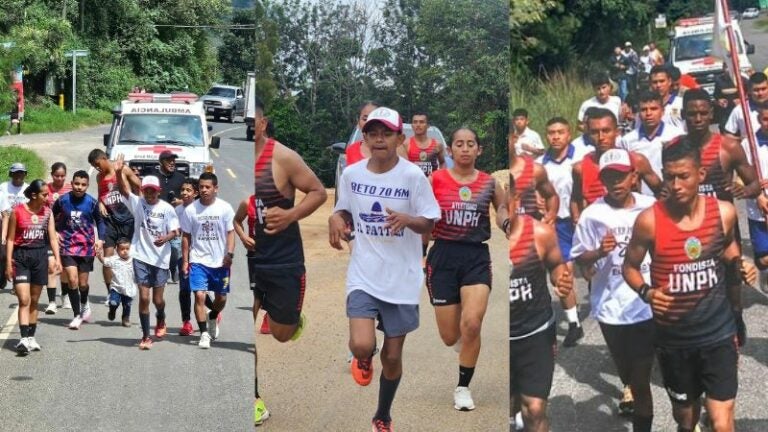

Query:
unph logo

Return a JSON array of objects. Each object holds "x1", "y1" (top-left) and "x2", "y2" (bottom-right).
[
  {"x1": 684, "y1": 237, "x2": 702, "y2": 260},
  {"x1": 459, "y1": 186, "x2": 472, "y2": 202}
]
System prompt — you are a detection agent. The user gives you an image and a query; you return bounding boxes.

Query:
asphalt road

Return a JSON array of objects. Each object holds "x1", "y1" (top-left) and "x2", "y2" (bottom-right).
[{"x1": 0, "y1": 118, "x2": 508, "y2": 431}]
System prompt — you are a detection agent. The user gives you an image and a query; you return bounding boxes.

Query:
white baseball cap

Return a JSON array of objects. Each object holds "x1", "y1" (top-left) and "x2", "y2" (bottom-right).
[
  {"x1": 141, "y1": 175, "x2": 161, "y2": 191},
  {"x1": 362, "y1": 107, "x2": 403, "y2": 133},
  {"x1": 599, "y1": 149, "x2": 633, "y2": 173}
]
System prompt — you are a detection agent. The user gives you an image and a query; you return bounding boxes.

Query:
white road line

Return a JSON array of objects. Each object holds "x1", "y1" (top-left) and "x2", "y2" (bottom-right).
[
  {"x1": 226, "y1": 168, "x2": 237, "y2": 179},
  {"x1": 211, "y1": 149, "x2": 220, "y2": 158},
  {"x1": 212, "y1": 126, "x2": 244, "y2": 137},
  {"x1": 0, "y1": 304, "x2": 19, "y2": 343}
]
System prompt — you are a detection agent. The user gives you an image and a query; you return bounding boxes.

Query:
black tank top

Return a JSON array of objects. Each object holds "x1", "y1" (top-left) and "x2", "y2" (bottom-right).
[
  {"x1": 251, "y1": 138, "x2": 304, "y2": 266},
  {"x1": 509, "y1": 215, "x2": 553, "y2": 338}
]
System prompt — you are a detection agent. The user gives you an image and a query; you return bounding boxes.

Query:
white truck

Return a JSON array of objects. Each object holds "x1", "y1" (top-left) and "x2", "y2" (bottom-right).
[
  {"x1": 103, "y1": 92, "x2": 220, "y2": 178},
  {"x1": 243, "y1": 72, "x2": 257, "y2": 142},
  {"x1": 668, "y1": 16, "x2": 755, "y2": 94}
]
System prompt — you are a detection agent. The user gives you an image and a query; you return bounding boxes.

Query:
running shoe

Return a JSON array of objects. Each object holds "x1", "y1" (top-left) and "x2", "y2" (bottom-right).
[
  {"x1": 618, "y1": 385, "x2": 634, "y2": 416},
  {"x1": 351, "y1": 356, "x2": 374, "y2": 386},
  {"x1": 371, "y1": 418, "x2": 393, "y2": 432},
  {"x1": 107, "y1": 307, "x2": 116, "y2": 321},
  {"x1": 259, "y1": 314, "x2": 271, "y2": 334},
  {"x1": 179, "y1": 320, "x2": 194, "y2": 336},
  {"x1": 207, "y1": 317, "x2": 219, "y2": 340},
  {"x1": 139, "y1": 337, "x2": 153, "y2": 350},
  {"x1": 122, "y1": 317, "x2": 131, "y2": 328},
  {"x1": 15, "y1": 337, "x2": 30, "y2": 355},
  {"x1": 514, "y1": 412, "x2": 524, "y2": 431},
  {"x1": 453, "y1": 386, "x2": 475, "y2": 411},
  {"x1": 290, "y1": 313, "x2": 306, "y2": 342},
  {"x1": 45, "y1": 302, "x2": 57, "y2": 315},
  {"x1": 27, "y1": 337, "x2": 42, "y2": 351},
  {"x1": 81, "y1": 306, "x2": 93, "y2": 323},
  {"x1": 155, "y1": 320, "x2": 167, "y2": 339},
  {"x1": 68, "y1": 316, "x2": 83, "y2": 330},
  {"x1": 198, "y1": 332, "x2": 211, "y2": 349},
  {"x1": 253, "y1": 398, "x2": 270, "y2": 426},
  {"x1": 61, "y1": 296, "x2": 72, "y2": 309},
  {"x1": 563, "y1": 323, "x2": 584, "y2": 347}
]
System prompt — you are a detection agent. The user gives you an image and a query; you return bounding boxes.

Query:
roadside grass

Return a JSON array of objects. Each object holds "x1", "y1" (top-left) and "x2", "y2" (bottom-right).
[
  {"x1": 754, "y1": 15, "x2": 768, "y2": 30},
  {"x1": 0, "y1": 146, "x2": 46, "y2": 181},
  {"x1": 0, "y1": 103, "x2": 111, "y2": 134}
]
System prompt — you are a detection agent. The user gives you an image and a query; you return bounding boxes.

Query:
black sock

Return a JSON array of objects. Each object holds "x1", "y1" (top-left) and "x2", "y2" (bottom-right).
[
  {"x1": 61, "y1": 282, "x2": 69, "y2": 299},
  {"x1": 632, "y1": 415, "x2": 653, "y2": 432},
  {"x1": 458, "y1": 365, "x2": 475, "y2": 388},
  {"x1": 179, "y1": 289, "x2": 191, "y2": 321},
  {"x1": 373, "y1": 374, "x2": 401, "y2": 422},
  {"x1": 80, "y1": 285, "x2": 89, "y2": 307},
  {"x1": 254, "y1": 377, "x2": 260, "y2": 399},
  {"x1": 46, "y1": 287, "x2": 56, "y2": 303},
  {"x1": 122, "y1": 297, "x2": 132, "y2": 318},
  {"x1": 140, "y1": 313, "x2": 150, "y2": 338},
  {"x1": 19, "y1": 325, "x2": 29, "y2": 338},
  {"x1": 156, "y1": 306, "x2": 166, "y2": 322},
  {"x1": 422, "y1": 243, "x2": 428, "y2": 257},
  {"x1": 198, "y1": 321, "x2": 207, "y2": 333},
  {"x1": 209, "y1": 309, "x2": 219, "y2": 320},
  {"x1": 108, "y1": 304, "x2": 118, "y2": 319},
  {"x1": 28, "y1": 323, "x2": 36, "y2": 337},
  {"x1": 205, "y1": 294, "x2": 214, "y2": 310},
  {"x1": 68, "y1": 288, "x2": 81, "y2": 316}
]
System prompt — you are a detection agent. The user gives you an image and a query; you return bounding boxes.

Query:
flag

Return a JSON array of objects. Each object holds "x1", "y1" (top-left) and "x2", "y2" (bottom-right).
[{"x1": 712, "y1": 0, "x2": 732, "y2": 72}]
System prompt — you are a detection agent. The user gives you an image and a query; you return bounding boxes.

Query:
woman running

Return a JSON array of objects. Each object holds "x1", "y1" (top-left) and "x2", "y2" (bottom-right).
[
  {"x1": 426, "y1": 127, "x2": 509, "y2": 410},
  {"x1": 44, "y1": 162, "x2": 72, "y2": 312}
]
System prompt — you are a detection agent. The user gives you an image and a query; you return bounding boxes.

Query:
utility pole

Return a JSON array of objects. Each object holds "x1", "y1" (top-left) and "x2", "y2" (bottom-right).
[{"x1": 65, "y1": 49, "x2": 89, "y2": 114}]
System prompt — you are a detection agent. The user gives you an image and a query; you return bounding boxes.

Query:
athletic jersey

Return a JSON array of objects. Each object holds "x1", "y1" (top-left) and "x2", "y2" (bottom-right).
[
  {"x1": 345, "y1": 140, "x2": 366, "y2": 166},
  {"x1": 407, "y1": 137, "x2": 440, "y2": 176},
  {"x1": 509, "y1": 215, "x2": 553, "y2": 339},
  {"x1": 431, "y1": 169, "x2": 495, "y2": 243},
  {"x1": 46, "y1": 182, "x2": 72, "y2": 208},
  {"x1": 619, "y1": 121, "x2": 684, "y2": 195},
  {"x1": 12, "y1": 204, "x2": 51, "y2": 249},
  {"x1": 513, "y1": 156, "x2": 541, "y2": 218},
  {"x1": 98, "y1": 174, "x2": 134, "y2": 224},
  {"x1": 252, "y1": 138, "x2": 304, "y2": 266},
  {"x1": 538, "y1": 145, "x2": 578, "y2": 219},
  {"x1": 650, "y1": 196, "x2": 735, "y2": 348},
  {"x1": 698, "y1": 134, "x2": 732, "y2": 201},
  {"x1": 581, "y1": 152, "x2": 607, "y2": 205},
  {"x1": 52, "y1": 192, "x2": 105, "y2": 256}
]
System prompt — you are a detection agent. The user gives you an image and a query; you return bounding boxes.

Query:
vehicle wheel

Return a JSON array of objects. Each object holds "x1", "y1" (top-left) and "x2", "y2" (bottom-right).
[
  {"x1": 228, "y1": 110, "x2": 235, "y2": 123},
  {"x1": 213, "y1": 114, "x2": 220, "y2": 122},
  {"x1": 246, "y1": 128, "x2": 254, "y2": 142}
]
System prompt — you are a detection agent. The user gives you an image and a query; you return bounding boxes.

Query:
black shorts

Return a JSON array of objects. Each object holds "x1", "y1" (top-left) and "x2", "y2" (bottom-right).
[
  {"x1": 510, "y1": 324, "x2": 556, "y2": 400},
  {"x1": 104, "y1": 219, "x2": 134, "y2": 249},
  {"x1": 61, "y1": 255, "x2": 95, "y2": 273},
  {"x1": 656, "y1": 337, "x2": 739, "y2": 404},
  {"x1": 12, "y1": 248, "x2": 48, "y2": 286},
  {"x1": 426, "y1": 241, "x2": 492, "y2": 306},
  {"x1": 249, "y1": 260, "x2": 306, "y2": 326},
  {"x1": 599, "y1": 319, "x2": 655, "y2": 383}
]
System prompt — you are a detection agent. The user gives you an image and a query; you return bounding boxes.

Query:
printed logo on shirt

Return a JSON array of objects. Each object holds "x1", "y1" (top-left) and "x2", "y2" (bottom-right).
[
  {"x1": 684, "y1": 237, "x2": 702, "y2": 260},
  {"x1": 509, "y1": 276, "x2": 533, "y2": 303},
  {"x1": 356, "y1": 202, "x2": 403, "y2": 238},
  {"x1": 359, "y1": 202, "x2": 387, "y2": 223},
  {"x1": 31, "y1": 214, "x2": 39, "y2": 224},
  {"x1": 419, "y1": 151, "x2": 427, "y2": 161},
  {"x1": 198, "y1": 219, "x2": 220, "y2": 241},
  {"x1": 53, "y1": 193, "x2": 60, "y2": 201},
  {"x1": 459, "y1": 186, "x2": 472, "y2": 202}
]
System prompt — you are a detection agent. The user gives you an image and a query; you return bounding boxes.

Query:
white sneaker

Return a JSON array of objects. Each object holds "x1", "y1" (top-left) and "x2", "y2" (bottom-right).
[
  {"x1": 208, "y1": 317, "x2": 219, "y2": 340},
  {"x1": 27, "y1": 337, "x2": 41, "y2": 351},
  {"x1": 68, "y1": 316, "x2": 83, "y2": 330},
  {"x1": 198, "y1": 332, "x2": 211, "y2": 349},
  {"x1": 81, "y1": 306, "x2": 93, "y2": 323},
  {"x1": 514, "y1": 412, "x2": 524, "y2": 431},
  {"x1": 453, "y1": 386, "x2": 475, "y2": 411},
  {"x1": 45, "y1": 302, "x2": 57, "y2": 315},
  {"x1": 61, "y1": 296, "x2": 72, "y2": 309},
  {"x1": 15, "y1": 337, "x2": 30, "y2": 355}
]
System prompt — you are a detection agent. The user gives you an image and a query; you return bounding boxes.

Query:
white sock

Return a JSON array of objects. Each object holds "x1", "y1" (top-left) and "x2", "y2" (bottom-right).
[{"x1": 565, "y1": 307, "x2": 580, "y2": 325}]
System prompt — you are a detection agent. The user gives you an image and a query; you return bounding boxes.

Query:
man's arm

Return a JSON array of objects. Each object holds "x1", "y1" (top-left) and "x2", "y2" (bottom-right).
[
  {"x1": 570, "y1": 162, "x2": 584, "y2": 223},
  {"x1": 723, "y1": 136, "x2": 760, "y2": 199},
  {"x1": 181, "y1": 232, "x2": 191, "y2": 275},
  {"x1": 631, "y1": 152, "x2": 663, "y2": 195},
  {"x1": 233, "y1": 199, "x2": 255, "y2": 251},
  {"x1": 537, "y1": 222, "x2": 572, "y2": 298},
  {"x1": 491, "y1": 180, "x2": 509, "y2": 233},
  {"x1": 533, "y1": 164, "x2": 558, "y2": 224},
  {"x1": 719, "y1": 200, "x2": 758, "y2": 286}
]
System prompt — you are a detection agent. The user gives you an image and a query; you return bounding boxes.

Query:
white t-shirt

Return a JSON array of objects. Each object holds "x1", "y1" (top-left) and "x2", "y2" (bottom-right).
[
  {"x1": 180, "y1": 198, "x2": 234, "y2": 268},
  {"x1": 578, "y1": 96, "x2": 622, "y2": 123},
  {"x1": 124, "y1": 193, "x2": 179, "y2": 269},
  {"x1": 571, "y1": 193, "x2": 655, "y2": 325},
  {"x1": 634, "y1": 95, "x2": 685, "y2": 131},
  {"x1": 537, "y1": 145, "x2": 580, "y2": 219},
  {"x1": 102, "y1": 255, "x2": 138, "y2": 297},
  {"x1": 334, "y1": 158, "x2": 441, "y2": 305},
  {"x1": 741, "y1": 136, "x2": 768, "y2": 221},
  {"x1": 619, "y1": 121, "x2": 685, "y2": 195},
  {"x1": 0, "y1": 181, "x2": 29, "y2": 213},
  {"x1": 514, "y1": 127, "x2": 545, "y2": 157},
  {"x1": 570, "y1": 135, "x2": 593, "y2": 161},
  {"x1": 725, "y1": 103, "x2": 759, "y2": 138}
]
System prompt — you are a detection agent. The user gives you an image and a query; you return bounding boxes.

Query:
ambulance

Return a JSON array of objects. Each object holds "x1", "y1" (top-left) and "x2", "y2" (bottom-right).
[
  {"x1": 103, "y1": 92, "x2": 220, "y2": 178},
  {"x1": 668, "y1": 16, "x2": 755, "y2": 94}
]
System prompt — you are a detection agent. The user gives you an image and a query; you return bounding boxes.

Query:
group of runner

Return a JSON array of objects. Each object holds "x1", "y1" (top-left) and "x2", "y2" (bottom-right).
[{"x1": 508, "y1": 66, "x2": 768, "y2": 432}]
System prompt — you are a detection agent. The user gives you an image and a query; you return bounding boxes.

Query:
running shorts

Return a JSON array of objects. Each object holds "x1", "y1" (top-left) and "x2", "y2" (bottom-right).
[
  {"x1": 346, "y1": 289, "x2": 419, "y2": 338},
  {"x1": 249, "y1": 260, "x2": 306, "y2": 326},
  {"x1": 134, "y1": 259, "x2": 169, "y2": 288},
  {"x1": 12, "y1": 247, "x2": 48, "y2": 286},
  {"x1": 426, "y1": 241, "x2": 491, "y2": 306},
  {"x1": 104, "y1": 218, "x2": 135, "y2": 249},
  {"x1": 555, "y1": 217, "x2": 574, "y2": 262},
  {"x1": 61, "y1": 255, "x2": 94, "y2": 273},
  {"x1": 510, "y1": 324, "x2": 556, "y2": 400},
  {"x1": 189, "y1": 263, "x2": 230, "y2": 294}
]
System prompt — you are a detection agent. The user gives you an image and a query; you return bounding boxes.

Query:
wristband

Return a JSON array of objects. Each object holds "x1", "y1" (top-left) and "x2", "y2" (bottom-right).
[
  {"x1": 638, "y1": 283, "x2": 651, "y2": 303},
  {"x1": 502, "y1": 218, "x2": 511, "y2": 231},
  {"x1": 226, "y1": 252, "x2": 234, "y2": 259}
]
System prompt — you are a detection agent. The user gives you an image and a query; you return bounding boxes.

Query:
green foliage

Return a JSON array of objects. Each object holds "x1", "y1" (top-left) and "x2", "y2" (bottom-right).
[
  {"x1": 0, "y1": 146, "x2": 46, "y2": 181},
  {"x1": 0, "y1": 103, "x2": 111, "y2": 134}
]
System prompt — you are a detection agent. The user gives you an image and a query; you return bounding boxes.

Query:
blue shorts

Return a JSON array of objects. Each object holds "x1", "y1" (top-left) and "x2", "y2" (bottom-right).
[
  {"x1": 555, "y1": 217, "x2": 574, "y2": 262},
  {"x1": 133, "y1": 259, "x2": 169, "y2": 288},
  {"x1": 748, "y1": 219, "x2": 768, "y2": 259},
  {"x1": 346, "y1": 289, "x2": 419, "y2": 338},
  {"x1": 189, "y1": 263, "x2": 230, "y2": 294}
]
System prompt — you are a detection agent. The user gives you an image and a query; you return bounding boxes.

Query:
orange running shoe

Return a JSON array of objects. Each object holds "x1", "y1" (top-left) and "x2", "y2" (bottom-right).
[
  {"x1": 154, "y1": 320, "x2": 167, "y2": 339},
  {"x1": 139, "y1": 337, "x2": 153, "y2": 350},
  {"x1": 371, "y1": 418, "x2": 393, "y2": 432},
  {"x1": 351, "y1": 356, "x2": 374, "y2": 386},
  {"x1": 260, "y1": 314, "x2": 271, "y2": 334}
]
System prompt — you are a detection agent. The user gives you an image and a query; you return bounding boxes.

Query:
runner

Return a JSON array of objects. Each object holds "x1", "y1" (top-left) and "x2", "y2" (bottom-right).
[
  {"x1": 115, "y1": 156, "x2": 180, "y2": 350},
  {"x1": 246, "y1": 98, "x2": 328, "y2": 426},
  {"x1": 4, "y1": 180, "x2": 60, "y2": 354},
  {"x1": 623, "y1": 141, "x2": 756, "y2": 432},
  {"x1": 96, "y1": 237, "x2": 136, "y2": 327},
  {"x1": 52, "y1": 170, "x2": 106, "y2": 330},
  {"x1": 153, "y1": 150, "x2": 185, "y2": 284},
  {"x1": 646, "y1": 65, "x2": 684, "y2": 130},
  {"x1": 0, "y1": 163, "x2": 29, "y2": 291},
  {"x1": 426, "y1": 127, "x2": 508, "y2": 411},
  {"x1": 723, "y1": 72, "x2": 768, "y2": 140},
  {"x1": 88, "y1": 148, "x2": 140, "y2": 301},
  {"x1": 508, "y1": 173, "x2": 573, "y2": 432},
  {"x1": 682, "y1": 88, "x2": 760, "y2": 347},
  {"x1": 329, "y1": 107, "x2": 441, "y2": 432},
  {"x1": 578, "y1": 72, "x2": 622, "y2": 128},
  {"x1": 44, "y1": 162, "x2": 72, "y2": 313},
  {"x1": 571, "y1": 149, "x2": 656, "y2": 431},
  {"x1": 346, "y1": 101, "x2": 381, "y2": 166},
  {"x1": 180, "y1": 172, "x2": 235, "y2": 351},
  {"x1": 510, "y1": 108, "x2": 545, "y2": 157}
]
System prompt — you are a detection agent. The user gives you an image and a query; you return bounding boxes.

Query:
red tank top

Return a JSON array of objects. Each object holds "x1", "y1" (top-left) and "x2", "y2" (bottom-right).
[
  {"x1": 46, "y1": 182, "x2": 72, "y2": 208},
  {"x1": 513, "y1": 156, "x2": 541, "y2": 218},
  {"x1": 509, "y1": 215, "x2": 552, "y2": 338},
  {"x1": 581, "y1": 152, "x2": 607, "y2": 205},
  {"x1": 13, "y1": 205, "x2": 51, "y2": 248},
  {"x1": 98, "y1": 174, "x2": 133, "y2": 223},
  {"x1": 345, "y1": 140, "x2": 365, "y2": 166},
  {"x1": 407, "y1": 137, "x2": 440, "y2": 176},
  {"x1": 431, "y1": 169, "x2": 495, "y2": 243},
  {"x1": 698, "y1": 134, "x2": 732, "y2": 201},
  {"x1": 650, "y1": 196, "x2": 734, "y2": 347}
]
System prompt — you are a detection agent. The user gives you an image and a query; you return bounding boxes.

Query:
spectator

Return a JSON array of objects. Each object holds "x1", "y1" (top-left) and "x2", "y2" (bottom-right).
[
  {"x1": 610, "y1": 47, "x2": 628, "y2": 101},
  {"x1": 510, "y1": 108, "x2": 545, "y2": 157},
  {"x1": 622, "y1": 42, "x2": 640, "y2": 99},
  {"x1": 6, "y1": 91, "x2": 21, "y2": 136},
  {"x1": 639, "y1": 45, "x2": 653, "y2": 75},
  {"x1": 649, "y1": 42, "x2": 664, "y2": 66},
  {"x1": 578, "y1": 72, "x2": 622, "y2": 128},
  {"x1": 154, "y1": 150, "x2": 185, "y2": 284}
]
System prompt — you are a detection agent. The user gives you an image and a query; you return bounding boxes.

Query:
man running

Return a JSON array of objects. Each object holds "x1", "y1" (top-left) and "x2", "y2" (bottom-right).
[
  {"x1": 578, "y1": 72, "x2": 622, "y2": 128},
  {"x1": 571, "y1": 149, "x2": 656, "y2": 431},
  {"x1": 623, "y1": 141, "x2": 756, "y2": 432},
  {"x1": 406, "y1": 112, "x2": 446, "y2": 177},
  {"x1": 647, "y1": 65, "x2": 684, "y2": 130},
  {"x1": 345, "y1": 101, "x2": 380, "y2": 166}
]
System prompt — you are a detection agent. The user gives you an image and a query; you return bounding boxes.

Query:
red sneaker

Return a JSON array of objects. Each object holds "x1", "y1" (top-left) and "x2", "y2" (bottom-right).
[
  {"x1": 154, "y1": 320, "x2": 167, "y2": 339},
  {"x1": 351, "y1": 356, "x2": 374, "y2": 386},
  {"x1": 179, "y1": 320, "x2": 194, "y2": 336},
  {"x1": 260, "y1": 314, "x2": 271, "y2": 334},
  {"x1": 139, "y1": 337, "x2": 153, "y2": 350},
  {"x1": 371, "y1": 418, "x2": 393, "y2": 432}
]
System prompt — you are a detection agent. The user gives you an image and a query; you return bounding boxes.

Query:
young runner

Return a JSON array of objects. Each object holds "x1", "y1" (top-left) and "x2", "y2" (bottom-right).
[
  {"x1": 0, "y1": 163, "x2": 29, "y2": 291},
  {"x1": 52, "y1": 170, "x2": 106, "y2": 330},
  {"x1": 571, "y1": 149, "x2": 656, "y2": 431},
  {"x1": 509, "y1": 173, "x2": 573, "y2": 432},
  {"x1": 623, "y1": 141, "x2": 756, "y2": 432},
  {"x1": 44, "y1": 162, "x2": 72, "y2": 312},
  {"x1": 5, "y1": 180, "x2": 60, "y2": 354},
  {"x1": 426, "y1": 127, "x2": 508, "y2": 411},
  {"x1": 96, "y1": 237, "x2": 136, "y2": 327},
  {"x1": 406, "y1": 112, "x2": 446, "y2": 177},
  {"x1": 329, "y1": 107, "x2": 441, "y2": 432}
]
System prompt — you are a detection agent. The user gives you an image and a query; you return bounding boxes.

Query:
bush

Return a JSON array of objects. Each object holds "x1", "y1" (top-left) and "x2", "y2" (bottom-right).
[{"x1": 0, "y1": 146, "x2": 46, "y2": 181}]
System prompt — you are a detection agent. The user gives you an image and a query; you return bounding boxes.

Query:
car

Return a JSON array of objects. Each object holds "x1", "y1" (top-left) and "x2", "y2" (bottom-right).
[
  {"x1": 328, "y1": 123, "x2": 448, "y2": 203},
  {"x1": 199, "y1": 84, "x2": 245, "y2": 123},
  {"x1": 742, "y1": 8, "x2": 760, "y2": 19}
]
